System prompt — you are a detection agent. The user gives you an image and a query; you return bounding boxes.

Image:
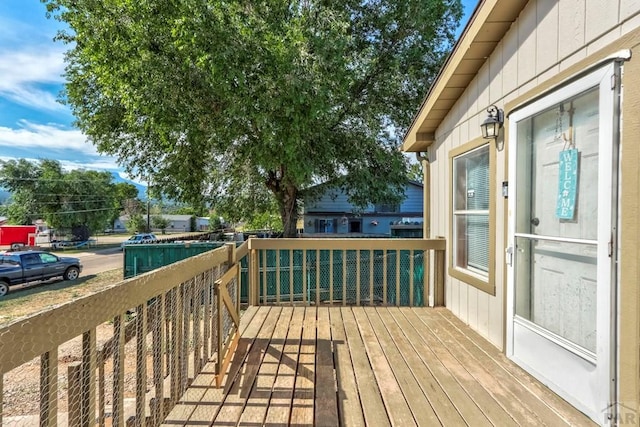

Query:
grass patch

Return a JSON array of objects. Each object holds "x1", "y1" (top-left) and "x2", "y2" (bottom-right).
[
  {"x1": 49, "y1": 243, "x2": 122, "y2": 254},
  {"x1": 0, "y1": 268, "x2": 124, "y2": 325}
]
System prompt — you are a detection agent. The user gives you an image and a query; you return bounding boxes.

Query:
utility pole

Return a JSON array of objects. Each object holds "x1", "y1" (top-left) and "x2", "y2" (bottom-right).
[{"x1": 146, "y1": 179, "x2": 151, "y2": 232}]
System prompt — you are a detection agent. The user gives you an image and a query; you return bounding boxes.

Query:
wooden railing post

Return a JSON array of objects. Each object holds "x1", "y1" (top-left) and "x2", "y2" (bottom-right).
[
  {"x1": 424, "y1": 248, "x2": 430, "y2": 307},
  {"x1": 226, "y1": 242, "x2": 236, "y2": 266},
  {"x1": 433, "y1": 237, "x2": 446, "y2": 307},
  {"x1": 40, "y1": 349, "x2": 58, "y2": 427},
  {"x1": 112, "y1": 315, "x2": 125, "y2": 427},
  {"x1": 81, "y1": 329, "x2": 96, "y2": 427},
  {"x1": 97, "y1": 351, "x2": 105, "y2": 427},
  {"x1": 251, "y1": 249, "x2": 259, "y2": 306},
  {"x1": 135, "y1": 304, "x2": 148, "y2": 427},
  {"x1": 216, "y1": 281, "x2": 223, "y2": 375},
  {"x1": 225, "y1": 242, "x2": 239, "y2": 320},
  {"x1": 152, "y1": 294, "x2": 165, "y2": 426},
  {"x1": 67, "y1": 362, "x2": 82, "y2": 427}
]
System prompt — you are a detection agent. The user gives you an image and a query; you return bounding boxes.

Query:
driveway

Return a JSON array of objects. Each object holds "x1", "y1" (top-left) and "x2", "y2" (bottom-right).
[{"x1": 75, "y1": 247, "x2": 122, "y2": 276}]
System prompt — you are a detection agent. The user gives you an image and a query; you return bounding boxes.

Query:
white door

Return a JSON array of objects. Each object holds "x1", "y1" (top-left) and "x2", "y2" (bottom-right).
[{"x1": 507, "y1": 63, "x2": 619, "y2": 423}]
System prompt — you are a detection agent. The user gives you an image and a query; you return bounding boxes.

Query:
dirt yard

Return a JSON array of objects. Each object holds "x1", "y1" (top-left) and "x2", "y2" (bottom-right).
[{"x1": 0, "y1": 267, "x2": 156, "y2": 420}]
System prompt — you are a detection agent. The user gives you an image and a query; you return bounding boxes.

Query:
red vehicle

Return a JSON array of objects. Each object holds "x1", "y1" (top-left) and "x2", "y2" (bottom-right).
[{"x1": 0, "y1": 225, "x2": 37, "y2": 249}]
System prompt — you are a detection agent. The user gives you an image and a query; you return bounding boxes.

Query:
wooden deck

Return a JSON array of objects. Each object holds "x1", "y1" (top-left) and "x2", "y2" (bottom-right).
[{"x1": 162, "y1": 306, "x2": 595, "y2": 426}]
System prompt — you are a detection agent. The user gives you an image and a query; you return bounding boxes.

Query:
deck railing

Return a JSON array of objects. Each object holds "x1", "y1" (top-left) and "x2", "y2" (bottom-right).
[
  {"x1": 0, "y1": 237, "x2": 445, "y2": 426},
  {"x1": 242, "y1": 238, "x2": 446, "y2": 307},
  {"x1": 0, "y1": 243, "x2": 241, "y2": 427}
]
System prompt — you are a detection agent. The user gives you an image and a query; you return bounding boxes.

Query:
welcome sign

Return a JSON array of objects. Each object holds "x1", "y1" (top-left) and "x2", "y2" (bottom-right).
[{"x1": 556, "y1": 149, "x2": 578, "y2": 219}]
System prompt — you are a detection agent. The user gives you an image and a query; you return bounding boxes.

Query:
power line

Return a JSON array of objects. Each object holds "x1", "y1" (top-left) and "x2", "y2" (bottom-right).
[
  {"x1": 0, "y1": 176, "x2": 141, "y2": 184},
  {"x1": 21, "y1": 200, "x2": 116, "y2": 206},
  {"x1": 24, "y1": 207, "x2": 117, "y2": 216}
]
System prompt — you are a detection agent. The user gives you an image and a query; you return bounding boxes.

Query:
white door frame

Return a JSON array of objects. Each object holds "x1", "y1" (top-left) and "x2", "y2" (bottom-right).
[{"x1": 506, "y1": 62, "x2": 619, "y2": 422}]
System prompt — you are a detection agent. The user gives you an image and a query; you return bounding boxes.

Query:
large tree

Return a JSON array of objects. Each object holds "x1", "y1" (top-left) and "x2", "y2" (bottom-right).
[
  {"x1": 44, "y1": 0, "x2": 462, "y2": 236},
  {"x1": 0, "y1": 159, "x2": 137, "y2": 235}
]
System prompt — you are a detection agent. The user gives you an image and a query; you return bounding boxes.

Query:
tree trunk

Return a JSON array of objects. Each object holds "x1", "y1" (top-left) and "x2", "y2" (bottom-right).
[
  {"x1": 278, "y1": 183, "x2": 299, "y2": 238},
  {"x1": 266, "y1": 167, "x2": 299, "y2": 238}
]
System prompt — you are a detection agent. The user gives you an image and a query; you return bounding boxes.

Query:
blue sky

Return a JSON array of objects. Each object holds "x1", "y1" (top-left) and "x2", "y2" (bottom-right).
[
  {"x1": 0, "y1": 0, "x2": 123, "y2": 173},
  {"x1": 0, "y1": 0, "x2": 477, "y2": 177}
]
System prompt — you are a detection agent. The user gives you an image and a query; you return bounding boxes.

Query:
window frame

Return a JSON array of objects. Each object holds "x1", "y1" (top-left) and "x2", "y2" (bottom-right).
[
  {"x1": 449, "y1": 137, "x2": 496, "y2": 295},
  {"x1": 374, "y1": 203, "x2": 400, "y2": 213}
]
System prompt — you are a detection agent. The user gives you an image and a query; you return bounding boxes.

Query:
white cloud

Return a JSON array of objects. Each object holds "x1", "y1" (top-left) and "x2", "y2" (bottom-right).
[
  {"x1": 58, "y1": 158, "x2": 122, "y2": 171},
  {"x1": 0, "y1": 120, "x2": 97, "y2": 155},
  {"x1": 0, "y1": 47, "x2": 67, "y2": 111},
  {"x1": 0, "y1": 155, "x2": 121, "y2": 172},
  {"x1": 118, "y1": 172, "x2": 147, "y2": 186}
]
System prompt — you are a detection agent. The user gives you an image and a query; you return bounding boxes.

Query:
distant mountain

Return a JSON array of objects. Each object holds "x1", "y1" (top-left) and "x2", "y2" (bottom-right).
[{"x1": 110, "y1": 172, "x2": 148, "y2": 200}]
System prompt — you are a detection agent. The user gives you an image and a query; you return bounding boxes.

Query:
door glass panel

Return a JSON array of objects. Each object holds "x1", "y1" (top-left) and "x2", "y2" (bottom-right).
[
  {"x1": 514, "y1": 236, "x2": 597, "y2": 352},
  {"x1": 515, "y1": 88, "x2": 599, "y2": 240},
  {"x1": 514, "y1": 88, "x2": 599, "y2": 353}
]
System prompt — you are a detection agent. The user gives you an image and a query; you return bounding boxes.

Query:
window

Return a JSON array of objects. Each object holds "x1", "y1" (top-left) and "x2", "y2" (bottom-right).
[
  {"x1": 0, "y1": 255, "x2": 20, "y2": 265},
  {"x1": 39, "y1": 253, "x2": 58, "y2": 264},
  {"x1": 375, "y1": 203, "x2": 399, "y2": 213},
  {"x1": 450, "y1": 139, "x2": 495, "y2": 294},
  {"x1": 315, "y1": 219, "x2": 337, "y2": 233},
  {"x1": 22, "y1": 254, "x2": 41, "y2": 266}
]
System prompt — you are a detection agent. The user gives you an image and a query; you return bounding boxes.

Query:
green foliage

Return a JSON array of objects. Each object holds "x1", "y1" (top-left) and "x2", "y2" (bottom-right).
[
  {"x1": 43, "y1": 0, "x2": 462, "y2": 236},
  {"x1": 189, "y1": 215, "x2": 196, "y2": 232},
  {"x1": 151, "y1": 215, "x2": 170, "y2": 234},
  {"x1": 0, "y1": 159, "x2": 135, "y2": 233},
  {"x1": 172, "y1": 205, "x2": 206, "y2": 217},
  {"x1": 127, "y1": 214, "x2": 147, "y2": 233},
  {"x1": 110, "y1": 181, "x2": 140, "y2": 223},
  {"x1": 244, "y1": 211, "x2": 283, "y2": 233},
  {"x1": 209, "y1": 215, "x2": 223, "y2": 231},
  {"x1": 407, "y1": 162, "x2": 424, "y2": 183}
]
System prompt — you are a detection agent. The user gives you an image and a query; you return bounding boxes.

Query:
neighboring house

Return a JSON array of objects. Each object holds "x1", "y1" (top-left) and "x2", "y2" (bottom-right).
[
  {"x1": 302, "y1": 181, "x2": 424, "y2": 237},
  {"x1": 162, "y1": 215, "x2": 210, "y2": 231},
  {"x1": 402, "y1": 0, "x2": 640, "y2": 423},
  {"x1": 115, "y1": 215, "x2": 210, "y2": 232}
]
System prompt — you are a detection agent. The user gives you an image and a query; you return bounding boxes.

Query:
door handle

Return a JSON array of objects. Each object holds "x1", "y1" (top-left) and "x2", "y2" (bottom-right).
[
  {"x1": 531, "y1": 217, "x2": 540, "y2": 226},
  {"x1": 505, "y1": 246, "x2": 514, "y2": 266}
]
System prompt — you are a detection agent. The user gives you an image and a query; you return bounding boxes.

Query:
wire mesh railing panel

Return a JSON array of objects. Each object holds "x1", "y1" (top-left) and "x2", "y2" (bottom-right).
[
  {"x1": 372, "y1": 250, "x2": 386, "y2": 304},
  {"x1": 249, "y1": 241, "x2": 433, "y2": 307},
  {"x1": 0, "y1": 245, "x2": 240, "y2": 426},
  {"x1": 221, "y1": 277, "x2": 235, "y2": 345}
]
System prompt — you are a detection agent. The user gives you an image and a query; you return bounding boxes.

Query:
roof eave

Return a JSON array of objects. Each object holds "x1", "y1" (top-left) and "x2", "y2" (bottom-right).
[{"x1": 402, "y1": 0, "x2": 528, "y2": 152}]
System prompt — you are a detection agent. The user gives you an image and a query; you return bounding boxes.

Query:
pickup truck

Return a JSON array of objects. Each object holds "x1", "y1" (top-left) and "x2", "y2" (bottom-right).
[{"x1": 0, "y1": 251, "x2": 83, "y2": 297}]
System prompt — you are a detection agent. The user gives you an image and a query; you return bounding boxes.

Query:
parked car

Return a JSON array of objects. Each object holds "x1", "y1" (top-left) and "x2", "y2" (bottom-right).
[
  {"x1": 121, "y1": 233, "x2": 158, "y2": 249},
  {"x1": 0, "y1": 250, "x2": 83, "y2": 297}
]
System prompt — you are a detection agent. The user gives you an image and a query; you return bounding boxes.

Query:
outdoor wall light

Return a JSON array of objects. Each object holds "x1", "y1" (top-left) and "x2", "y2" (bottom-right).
[{"x1": 481, "y1": 105, "x2": 504, "y2": 149}]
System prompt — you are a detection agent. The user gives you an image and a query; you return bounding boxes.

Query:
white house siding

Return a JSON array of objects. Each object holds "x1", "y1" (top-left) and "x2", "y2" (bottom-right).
[{"x1": 430, "y1": 0, "x2": 640, "y2": 348}]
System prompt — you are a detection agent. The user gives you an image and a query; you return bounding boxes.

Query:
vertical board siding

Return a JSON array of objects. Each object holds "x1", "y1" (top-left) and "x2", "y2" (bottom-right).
[
  {"x1": 535, "y1": 0, "x2": 559, "y2": 73},
  {"x1": 427, "y1": 0, "x2": 640, "y2": 349}
]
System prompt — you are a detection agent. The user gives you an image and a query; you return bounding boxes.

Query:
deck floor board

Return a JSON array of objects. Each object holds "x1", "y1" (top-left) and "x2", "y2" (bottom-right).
[{"x1": 167, "y1": 306, "x2": 595, "y2": 426}]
